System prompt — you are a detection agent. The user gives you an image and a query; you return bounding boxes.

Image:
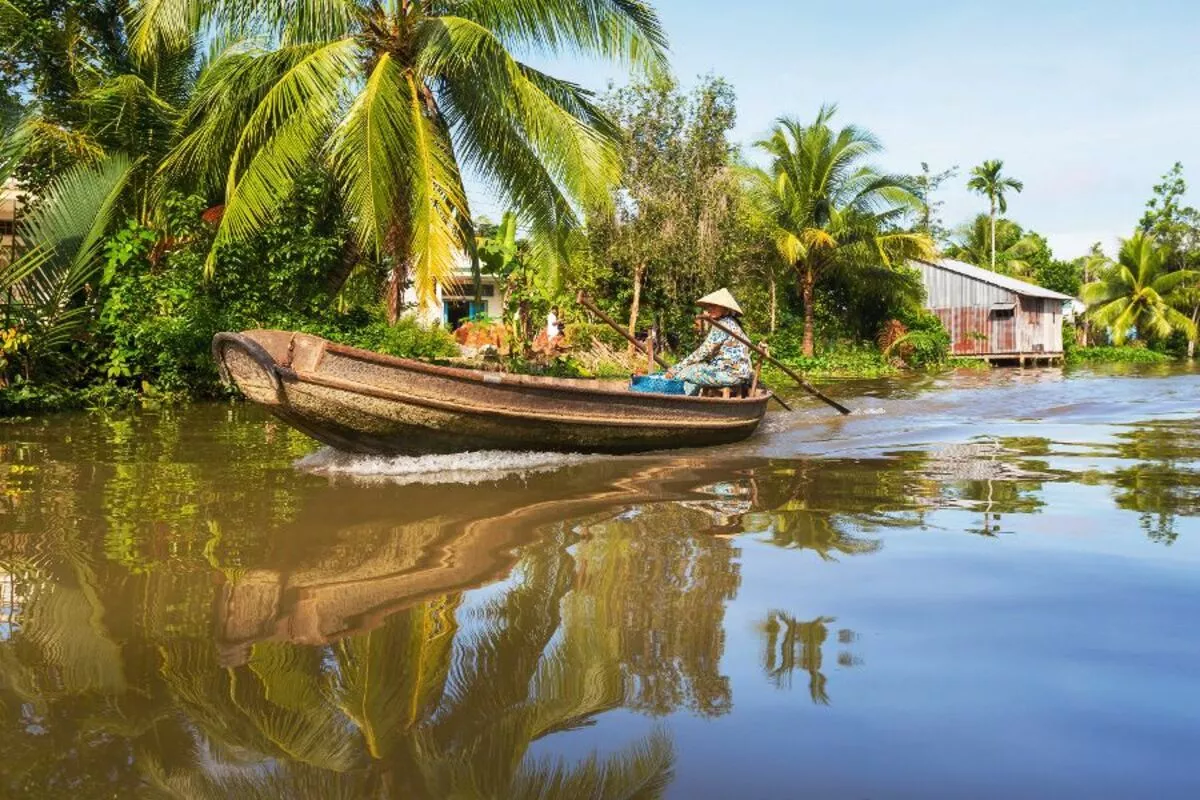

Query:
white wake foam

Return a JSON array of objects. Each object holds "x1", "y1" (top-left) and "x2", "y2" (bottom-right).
[{"x1": 295, "y1": 447, "x2": 595, "y2": 485}]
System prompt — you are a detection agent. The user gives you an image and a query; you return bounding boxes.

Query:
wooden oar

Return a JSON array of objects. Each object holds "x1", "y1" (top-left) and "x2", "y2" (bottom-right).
[
  {"x1": 576, "y1": 292, "x2": 670, "y2": 369},
  {"x1": 576, "y1": 292, "x2": 793, "y2": 411},
  {"x1": 702, "y1": 315, "x2": 852, "y2": 415}
]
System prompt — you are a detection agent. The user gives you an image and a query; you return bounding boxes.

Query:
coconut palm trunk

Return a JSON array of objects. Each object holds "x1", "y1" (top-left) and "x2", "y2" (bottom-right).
[
  {"x1": 769, "y1": 272, "x2": 778, "y2": 333},
  {"x1": 800, "y1": 265, "x2": 816, "y2": 357},
  {"x1": 989, "y1": 195, "x2": 997, "y2": 270}
]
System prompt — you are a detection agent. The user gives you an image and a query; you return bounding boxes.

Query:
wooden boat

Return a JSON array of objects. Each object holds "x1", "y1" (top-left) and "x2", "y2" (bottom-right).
[{"x1": 213, "y1": 329, "x2": 771, "y2": 455}]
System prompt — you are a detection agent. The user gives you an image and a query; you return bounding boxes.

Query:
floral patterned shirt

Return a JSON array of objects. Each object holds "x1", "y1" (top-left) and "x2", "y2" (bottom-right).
[{"x1": 668, "y1": 316, "x2": 753, "y2": 387}]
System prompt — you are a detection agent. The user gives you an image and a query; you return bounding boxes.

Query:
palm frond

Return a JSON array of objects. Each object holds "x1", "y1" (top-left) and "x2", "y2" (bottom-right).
[
  {"x1": 205, "y1": 38, "x2": 360, "y2": 274},
  {"x1": 456, "y1": 0, "x2": 668, "y2": 70},
  {"x1": 129, "y1": 0, "x2": 206, "y2": 64},
  {"x1": 507, "y1": 728, "x2": 674, "y2": 800},
  {"x1": 1, "y1": 156, "x2": 131, "y2": 366}
]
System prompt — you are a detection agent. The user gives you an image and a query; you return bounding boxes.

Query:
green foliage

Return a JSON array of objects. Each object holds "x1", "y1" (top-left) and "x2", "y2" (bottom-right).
[
  {"x1": 765, "y1": 346, "x2": 897, "y2": 380},
  {"x1": 946, "y1": 357, "x2": 990, "y2": 371},
  {"x1": 0, "y1": 155, "x2": 132, "y2": 381},
  {"x1": 910, "y1": 161, "x2": 959, "y2": 246},
  {"x1": 59, "y1": 175, "x2": 452, "y2": 403},
  {"x1": 1139, "y1": 162, "x2": 1200, "y2": 271},
  {"x1": 1036, "y1": 258, "x2": 1082, "y2": 297},
  {"x1": 349, "y1": 317, "x2": 458, "y2": 361},
  {"x1": 565, "y1": 322, "x2": 628, "y2": 352},
  {"x1": 588, "y1": 72, "x2": 744, "y2": 341},
  {"x1": 1066, "y1": 346, "x2": 1173, "y2": 366},
  {"x1": 877, "y1": 309, "x2": 950, "y2": 368}
]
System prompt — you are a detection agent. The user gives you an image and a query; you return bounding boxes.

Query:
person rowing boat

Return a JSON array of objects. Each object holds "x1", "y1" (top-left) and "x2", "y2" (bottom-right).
[{"x1": 664, "y1": 289, "x2": 753, "y2": 395}]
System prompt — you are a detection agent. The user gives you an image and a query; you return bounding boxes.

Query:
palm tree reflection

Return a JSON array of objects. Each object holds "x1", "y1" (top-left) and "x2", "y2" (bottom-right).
[
  {"x1": 1108, "y1": 422, "x2": 1200, "y2": 545},
  {"x1": 759, "y1": 612, "x2": 860, "y2": 705}
]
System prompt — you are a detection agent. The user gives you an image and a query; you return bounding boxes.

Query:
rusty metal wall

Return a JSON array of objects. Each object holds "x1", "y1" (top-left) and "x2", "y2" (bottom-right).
[
  {"x1": 1017, "y1": 297, "x2": 1063, "y2": 353},
  {"x1": 921, "y1": 263, "x2": 1062, "y2": 355}
]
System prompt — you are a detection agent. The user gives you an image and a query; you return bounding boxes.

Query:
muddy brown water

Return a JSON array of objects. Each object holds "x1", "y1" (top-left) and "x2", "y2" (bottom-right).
[{"x1": 1, "y1": 364, "x2": 1198, "y2": 799}]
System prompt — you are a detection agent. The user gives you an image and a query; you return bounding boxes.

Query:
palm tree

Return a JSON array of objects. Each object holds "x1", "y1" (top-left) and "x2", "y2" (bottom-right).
[
  {"x1": 967, "y1": 159, "x2": 1024, "y2": 270},
  {"x1": 946, "y1": 213, "x2": 1041, "y2": 277},
  {"x1": 136, "y1": 0, "x2": 667, "y2": 320},
  {"x1": 1081, "y1": 232, "x2": 1198, "y2": 345},
  {"x1": 743, "y1": 106, "x2": 935, "y2": 357}
]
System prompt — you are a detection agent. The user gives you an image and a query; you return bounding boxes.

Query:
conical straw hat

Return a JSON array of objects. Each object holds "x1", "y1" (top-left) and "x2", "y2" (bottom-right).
[{"x1": 696, "y1": 288, "x2": 743, "y2": 315}]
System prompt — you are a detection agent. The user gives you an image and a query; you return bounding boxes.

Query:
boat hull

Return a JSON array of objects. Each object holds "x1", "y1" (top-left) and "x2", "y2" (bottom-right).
[{"x1": 213, "y1": 330, "x2": 769, "y2": 455}]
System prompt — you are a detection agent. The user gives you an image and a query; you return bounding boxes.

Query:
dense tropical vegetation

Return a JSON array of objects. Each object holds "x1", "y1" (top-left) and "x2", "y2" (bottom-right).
[{"x1": 0, "y1": 1, "x2": 1197, "y2": 412}]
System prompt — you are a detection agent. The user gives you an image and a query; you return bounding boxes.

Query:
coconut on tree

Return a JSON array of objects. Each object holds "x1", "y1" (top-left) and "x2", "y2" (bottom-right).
[
  {"x1": 136, "y1": 0, "x2": 667, "y2": 321},
  {"x1": 742, "y1": 105, "x2": 935, "y2": 357},
  {"x1": 967, "y1": 159, "x2": 1024, "y2": 271}
]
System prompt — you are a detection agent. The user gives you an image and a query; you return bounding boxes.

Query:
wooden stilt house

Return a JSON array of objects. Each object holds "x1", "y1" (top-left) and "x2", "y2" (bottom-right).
[{"x1": 915, "y1": 258, "x2": 1073, "y2": 364}]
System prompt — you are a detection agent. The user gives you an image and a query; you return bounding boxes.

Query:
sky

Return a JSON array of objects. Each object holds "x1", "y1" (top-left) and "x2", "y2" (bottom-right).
[{"x1": 479, "y1": 0, "x2": 1200, "y2": 260}]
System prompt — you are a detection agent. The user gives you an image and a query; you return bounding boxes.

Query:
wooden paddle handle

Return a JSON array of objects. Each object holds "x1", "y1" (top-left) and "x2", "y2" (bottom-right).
[{"x1": 577, "y1": 292, "x2": 670, "y2": 370}]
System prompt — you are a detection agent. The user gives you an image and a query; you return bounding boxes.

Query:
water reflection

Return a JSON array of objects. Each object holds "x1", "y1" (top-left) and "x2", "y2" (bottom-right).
[
  {"x1": 760, "y1": 613, "x2": 860, "y2": 704},
  {"x1": 0, "y1": 404, "x2": 1197, "y2": 797},
  {"x1": 1108, "y1": 421, "x2": 1200, "y2": 545}
]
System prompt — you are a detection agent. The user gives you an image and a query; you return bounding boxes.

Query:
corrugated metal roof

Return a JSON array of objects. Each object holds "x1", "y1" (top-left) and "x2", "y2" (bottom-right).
[{"x1": 916, "y1": 258, "x2": 1075, "y2": 301}]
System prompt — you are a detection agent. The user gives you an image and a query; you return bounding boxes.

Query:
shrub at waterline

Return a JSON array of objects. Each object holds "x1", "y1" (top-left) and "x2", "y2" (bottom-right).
[{"x1": 0, "y1": 181, "x2": 457, "y2": 413}]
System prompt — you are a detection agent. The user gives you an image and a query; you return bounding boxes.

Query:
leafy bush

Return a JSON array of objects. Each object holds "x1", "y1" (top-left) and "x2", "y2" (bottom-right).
[
  {"x1": 565, "y1": 322, "x2": 628, "y2": 351},
  {"x1": 875, "y1": 310, "x2": 949, "y2": 368},
  {"x1": 0, "y1": 174, "x2": 462, "y2": 409},
  {"x1": 345, "y1": 317, "x2": 459, "y2": 360},
  {"x1": 1066, "y1": 346, "x2": 1172, "y2": 365},
  {"x1": 770, "y1": 345, "x2": 897, "y2": 379}
]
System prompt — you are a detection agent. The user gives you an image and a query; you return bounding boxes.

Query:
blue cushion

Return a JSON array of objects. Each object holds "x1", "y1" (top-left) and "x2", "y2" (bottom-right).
[{"x1": 630, "y1": 374, "x2": 687, "y2": 395}]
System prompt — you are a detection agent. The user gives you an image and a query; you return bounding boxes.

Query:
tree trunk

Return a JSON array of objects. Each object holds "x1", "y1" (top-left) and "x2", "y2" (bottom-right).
[
  {"x1": 1191, "y1": 304, "x2": 1199, "y2": 359},
  {"x1": 989, "y1": 197, "x2": 997, "y2": 271},
  {"x1": 801, "y1": 265, "x2": 815, "y2": 358},
  {"x1": 384, "y1": 220, "x2": 412, "y2": 324},
  {"x1": 385, "y1": 263, "x2": 410, "y2": 324},
  {"x1": 769, "y1": 272, "x2": 778, "y2": 334},
  {"x1": 627, "y1": 262, "x2": 645, "y2": 355},
  {"x1": 518, "y1": 298, "x2": 531, "y2": 356},
  {"x1": 326, "y1": 236, "x2": 362, "y2": 299}
]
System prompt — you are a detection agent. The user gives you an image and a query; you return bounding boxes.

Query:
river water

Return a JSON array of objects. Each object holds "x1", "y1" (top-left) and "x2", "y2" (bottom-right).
[{"x1": 1, "y1": 365, "x2": 1198, "y2": 798}]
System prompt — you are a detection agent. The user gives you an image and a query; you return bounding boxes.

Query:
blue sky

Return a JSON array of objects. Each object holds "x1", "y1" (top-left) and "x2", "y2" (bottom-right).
[{"x1": 483, "y1": 0, "x2": 1199, "y2": 260}]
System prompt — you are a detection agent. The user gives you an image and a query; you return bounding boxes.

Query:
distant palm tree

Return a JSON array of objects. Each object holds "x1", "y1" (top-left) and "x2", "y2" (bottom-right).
[
  {"x1": 743, "y1": 106, "x2": 934, "y2": 357},
  {"x1": 1082, "y1": 232, "x2": 1198, "y2": 345},
  {"x1": 138, "y1": 0, "x2": 667, "y2": 320},
  {"x1": 967, "y1": 159, "x2": 1024, "y2": 270},
  {"x1": 947, "y1": 213, "x2": 1040, "y2": 277}
]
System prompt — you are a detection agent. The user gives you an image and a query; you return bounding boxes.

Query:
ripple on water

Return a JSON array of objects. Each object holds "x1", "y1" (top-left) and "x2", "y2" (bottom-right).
[{"x1": 295, "y1": 447, "x2": 598, "y2": 485}]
